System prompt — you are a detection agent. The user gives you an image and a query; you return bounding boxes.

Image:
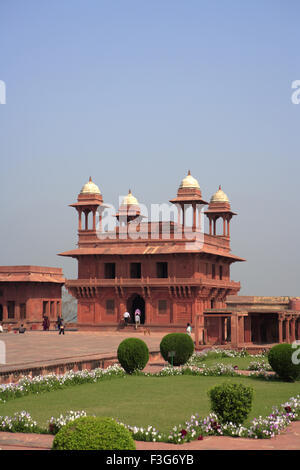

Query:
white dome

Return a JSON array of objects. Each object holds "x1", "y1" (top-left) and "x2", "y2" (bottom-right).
[
  {"x1": 179, "y1": 171, "x2": 200, "y2": 190},
  {"x1": 80, "y1": 177, "x2": 101, "y2": 195}
]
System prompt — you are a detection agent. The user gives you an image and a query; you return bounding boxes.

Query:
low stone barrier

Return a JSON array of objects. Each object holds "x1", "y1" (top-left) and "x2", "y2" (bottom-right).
[{"x1": 0, "y1": 351, "x2": 163, "y2": 384}]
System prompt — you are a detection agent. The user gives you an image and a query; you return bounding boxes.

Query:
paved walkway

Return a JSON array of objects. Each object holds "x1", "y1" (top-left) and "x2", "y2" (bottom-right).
[
  {"x1": 0, "y1": 330, "x2": 166, "y2": 372},
  {"x1": 0, "y1": 421, "x2": 300, "y2": 450}
]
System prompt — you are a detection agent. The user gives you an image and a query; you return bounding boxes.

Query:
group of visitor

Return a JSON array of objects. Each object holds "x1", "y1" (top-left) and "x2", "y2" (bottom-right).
[
  {"x1": 122, "y1": 311, "x2": 192, "y2": 336},
  {"x1": 42, "y1": 315, "x2": 65, "y2": 334},
  {"x1": 123, "y1": 309, "x2": 141, "y2": 329}
]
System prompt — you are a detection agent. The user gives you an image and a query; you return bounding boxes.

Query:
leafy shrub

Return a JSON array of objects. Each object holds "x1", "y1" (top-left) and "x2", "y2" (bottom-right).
[
  {"x1": 160, "y1": 333, "x2": 194, "y2": 366},
  {"x1": 208, "y1": 382, "x2": 253, "y2": 424},
  {"x1": 117, "y1": 338, "x2": 149, "y2": 374},
  {"x1": 268, "y1": 343, "x2": 300, "y2": 382},
  {"x1": 52, "y1": 416, "x2": 136, "y2": 450}
]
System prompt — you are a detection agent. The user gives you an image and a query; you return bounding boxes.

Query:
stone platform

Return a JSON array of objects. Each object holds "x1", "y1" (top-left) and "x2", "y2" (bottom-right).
[{"x1": 0, "y1": 330, "x2": 169, "y2": 382}]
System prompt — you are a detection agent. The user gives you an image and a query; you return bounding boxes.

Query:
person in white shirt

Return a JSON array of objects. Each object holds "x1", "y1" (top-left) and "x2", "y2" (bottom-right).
[
  {"x1": 186, "y1": 323, "x2": 192, "y2": 336},
  {"x1": 123, "y1": 311, "x2": 130, "y2": 326}
]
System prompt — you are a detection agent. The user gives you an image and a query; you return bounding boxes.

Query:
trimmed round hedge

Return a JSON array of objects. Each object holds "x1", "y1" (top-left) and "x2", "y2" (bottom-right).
[
  {"x1": 208, "y1": 382, "x2": 253, "y2": 425},
  {"x1": 117, "y1": 338, "x2": 149, "y2": 374},
  {"x1": 268, "y1": 343, "x2": 300, "y2": 382},
  {"x1": 52, "y1": 416, "x2": 136, "y2": 450},
  {"x1": 160, "y1": 333, "x2": 194, "y2": 366}
]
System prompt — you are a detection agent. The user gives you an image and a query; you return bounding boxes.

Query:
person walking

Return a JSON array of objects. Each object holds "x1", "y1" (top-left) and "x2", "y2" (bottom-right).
[
  {"x1": 59, "y1": 318, "x2": 65, "y2": 335},
  {"x1": 134, "y1": 308, "x2": 141, "y2": 330},
  {"x1": 186, "y1": 323, "x2": 192, "y2": 336},
  {"x1": 56, "y1": 315, "x2": 62, "y2": 331},
  {"x1": 123, "y1": 311, "x2": 130, "y2": 326}
]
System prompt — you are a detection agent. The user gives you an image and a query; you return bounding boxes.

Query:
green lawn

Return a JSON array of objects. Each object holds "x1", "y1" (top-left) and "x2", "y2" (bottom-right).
[
  {"x1": 0, "y1": 375, "x2": 299, "y2": 433},
  {"x1": 191, "y1": 356, "x2": 261, "y2": 369},
  {"x1": 189, "y1": 352, "x2": 270, "y2": 370}
]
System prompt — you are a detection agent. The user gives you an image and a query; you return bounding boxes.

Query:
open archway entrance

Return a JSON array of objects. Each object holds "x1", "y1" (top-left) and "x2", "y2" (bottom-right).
[{"x1": 127, "y1": 294, "x2": 145, "y2": 325}]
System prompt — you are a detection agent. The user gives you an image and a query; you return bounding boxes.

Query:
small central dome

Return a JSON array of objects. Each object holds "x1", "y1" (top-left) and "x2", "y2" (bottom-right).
[
  {"x1": 80, "y1": 177, "x2": 101, "y2": 195},
  {"x1": 122, "y1": 189, "x2": 139, "y2": 206},
  {"x1": 210, "y1": 185, "x2": 229, "y2": 203},
  {"x1": 179, "y1": 171, "x2": 200, "y2": 190}
]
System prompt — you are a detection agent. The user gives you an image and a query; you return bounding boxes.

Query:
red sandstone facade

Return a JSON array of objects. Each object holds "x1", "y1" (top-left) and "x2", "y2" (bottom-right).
[
  {"x1": 60, "y1": 174, "x2": 244, "y2": 339},
  {"x1": 0, "y1": 266, "x2": 64, "y2": 329},
  {"x1": 203, "y1": 295, "x2": 300, "y2": 347}
]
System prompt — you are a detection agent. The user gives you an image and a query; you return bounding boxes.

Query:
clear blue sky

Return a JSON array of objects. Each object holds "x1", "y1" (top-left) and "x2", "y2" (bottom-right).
[{"x1": 1, "y1": 0, "x2": 300, "y2": 295}]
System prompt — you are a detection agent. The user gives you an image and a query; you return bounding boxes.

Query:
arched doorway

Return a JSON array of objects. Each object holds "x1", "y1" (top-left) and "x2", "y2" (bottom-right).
[
  {"x1": 0, "y1": 305, "x2": 2, "y2": 322},
  {"x1": 127, "y1": 294, "x2": 145, "y2": 325}
]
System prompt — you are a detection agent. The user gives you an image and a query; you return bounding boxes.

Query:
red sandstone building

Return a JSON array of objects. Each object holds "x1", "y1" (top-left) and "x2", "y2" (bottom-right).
[
  {"x1": 0, "y1": 266, "x2": 64, "y2": 329},
  {"x1": 60, "y1": 173, "x2": 245, "y2": 341},
  {"x1": 214, "y1": 295, "x2": 300, "y2": 347}
]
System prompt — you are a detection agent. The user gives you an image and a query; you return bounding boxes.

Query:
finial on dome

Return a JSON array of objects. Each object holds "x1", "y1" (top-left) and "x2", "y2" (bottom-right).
[
  {"x1": 89, "y1": 176, "x2": 92, "y2": 182},
  {"x1": 188, "y1": 170, "x2": 191, "y2": 176},
  {"x1": 219, "y1": 185, "x2": 221, "y2": 190}
]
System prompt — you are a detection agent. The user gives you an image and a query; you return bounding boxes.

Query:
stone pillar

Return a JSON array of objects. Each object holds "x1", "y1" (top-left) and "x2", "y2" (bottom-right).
[
  {"x1": 192, "y1": 204, "x2": 197, "y2": 232},
  {"x1": 47, "y1": 301, "x2": 50, "y2": 318},
  {"x1": 78, "y1": 209, "x2": 82, "y2": 230},
  {"x1": 182, "y1": 204, "x2": 185, "y2": 228},
  {"x1": 224, "y1": 317, "x2": 228, "y2": 341},
  {"x1": 213, "y1": 218, "x2": 216, "y2": 236},
  {"x1": 85, "y1": 211, "x2": 89, "y2": 230},
  {"x1": 209, "y1": 218, "x2": 212, "y2": 235},
  {"x1": 239, "y1": 316, "x2": 245, "y2": 344},
  {"x1": 3, "y1": 304, "x2": 8, "y2": 321},
  {"x1": 297, "y1": 318, "x2": 300, "y2": 341},
  {"x1": 227, "y1": 219, "x2": 230, "y2": 237},
  {"x1": 223, "y1": 217, "x2": 226, "y2": 236},
  {"x1": 290, "y1": 317, "x2": 296, "y2": 343},
  {"x1": 177, "y1": 206, "x2": 181, "y2": 227},
  {"x1": 278, "y1": 318, "x2": 283, "y2": 343},
  {"x1": 244, "y1": 316, "x2": 251, "y2": 343},
  {"x1": 198, "y1": 207, "x2": 202, "y2": 231},
  {"x1": 230, "y1": 313, "x2": 239, "y2": 347},
  {"x1": 92, "y1": 210, "x2": 96, "y2": 231},
  {"x1": 285, "y1": 318, "x2": 290, "y2": 343}
]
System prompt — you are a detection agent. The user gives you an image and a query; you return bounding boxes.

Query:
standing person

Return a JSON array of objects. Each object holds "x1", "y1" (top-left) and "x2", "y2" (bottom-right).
[
  {"x1": 0, "y1": 322, "x2": 3, "y2": 333},
  {"x1": 42, "y1": 316, "x2": 48, "y2": 331},
  {"x1": 59, "y1": 318, "x2": 65, "y2": 335},
  {"x1": 134, "y1": 308, "x2": 141, "y2": 330},
  {"x1": 123, "y1": 311, "x2": 130, "y2": 326},
  {"x1": 186, "y1": 323, "x2": 192, "y2": 336},
  {"x1": 56, "y1": 315, "x2": 62, "y2": 331}
]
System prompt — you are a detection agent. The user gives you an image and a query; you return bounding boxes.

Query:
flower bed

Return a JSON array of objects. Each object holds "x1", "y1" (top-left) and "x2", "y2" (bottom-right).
[
  {"x1": 1, "y1": 395, "x2": 299, "y2": 443},
  {"x1": 0, "y1": 364, "x2": 125, "y2": 403}
]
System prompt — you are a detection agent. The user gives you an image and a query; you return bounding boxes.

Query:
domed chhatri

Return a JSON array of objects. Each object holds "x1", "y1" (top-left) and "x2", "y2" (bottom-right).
[
  {"x1": 122, "y1": 189, "x2": 139, "y2": 206},
  {"x1": 80, "y1": 177, "x2": 101, "y2": 195},
  {"x1": 116, "y1": 189, "x2": 141, "y2": 223},
  {"x1": 179, "y1": 170, "x2": 200, "y2": 190},
  {"x1": 210, "y1": 185, "x2": 230, "y2": 204}
]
